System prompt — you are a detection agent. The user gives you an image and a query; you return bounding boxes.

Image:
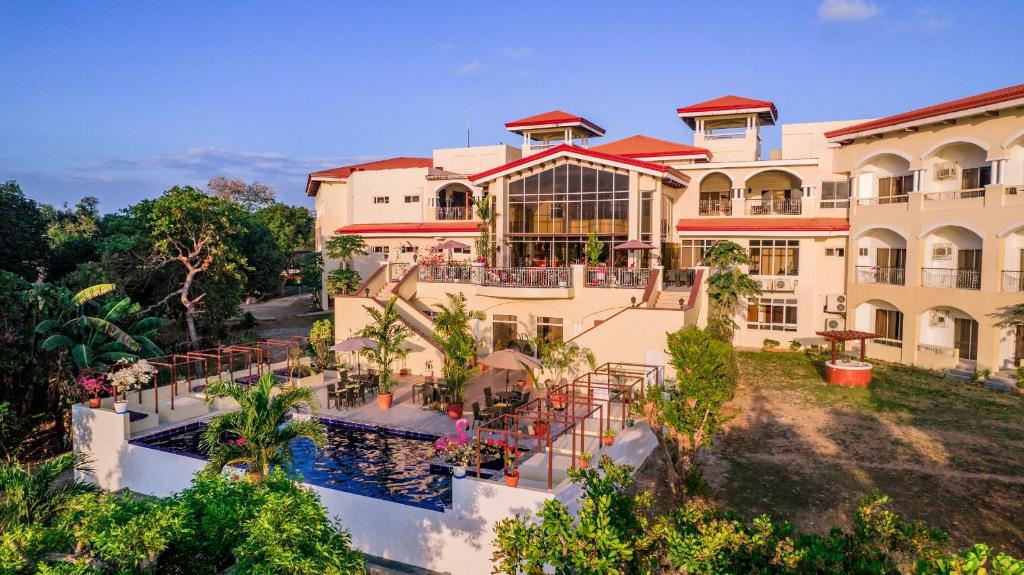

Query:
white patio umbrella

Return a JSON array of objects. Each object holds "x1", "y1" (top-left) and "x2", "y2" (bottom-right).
[
  {"x1": 331, "y1": 337, "x2": 378, "y2": 374},
  {"x1": 612, "y1": 239, "x2": 655, "y2": 267},
  {"x1": 479, "y1": 348, "x2": 542, "y2": 392},
  {"x1": 434, "y1": 239, "x2": 471, "y2": 262}
]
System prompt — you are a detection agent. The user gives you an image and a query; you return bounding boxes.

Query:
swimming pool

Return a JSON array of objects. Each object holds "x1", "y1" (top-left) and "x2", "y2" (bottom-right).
[{"x1": 132, "y1": 418, "x2": 452, "y2": 511}]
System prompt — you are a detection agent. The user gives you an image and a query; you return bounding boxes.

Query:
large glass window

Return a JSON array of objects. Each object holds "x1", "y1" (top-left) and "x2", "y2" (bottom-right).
[
  {"x1": 875, "y1": 309, "x2": 903, "y2": 341},
  {"x1": 819, "y1": 181, "x2": 850, "y2": 209},
  {"x1": 749, "y1": 239, "x2": 799, "y2": 276},
  {"x1": 678, "y1": 239, "x2": 721, "y2": 268},
  {"x1": 492, "y1": 314, "x2": 517, "y2": 351},
  {"x1": 746, "y1": 298, "x2": 798, "y2": 331},
  {"x1": 877, "y1": 175, "x2": 913, "y2": 203},
  {"x1": 536, "y1": 317, "x2": 563, "y2": 344}
]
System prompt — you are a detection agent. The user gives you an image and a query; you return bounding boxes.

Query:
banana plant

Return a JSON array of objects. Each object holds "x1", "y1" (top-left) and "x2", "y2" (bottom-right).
[{"x1": 34, "y1": 283, "x2": 164, "y2": 372}]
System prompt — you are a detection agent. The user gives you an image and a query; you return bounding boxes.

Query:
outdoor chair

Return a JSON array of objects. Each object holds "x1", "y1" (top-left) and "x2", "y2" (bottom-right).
[
  {"x1": 518, "y1": 391, "x2": 531, "y2": 407},
  {"x1": 471, "y1": 402, "x2": 482, "y2": 428},
  {"x1": 326, "y1": 382, "x2": 339, "y2": 410},
  {"x1": 411, "y1": 381, "x2": 429, "y2": 404},
  {"x1": 483, "y1": 387, "x2": 494, "y2": 408}
]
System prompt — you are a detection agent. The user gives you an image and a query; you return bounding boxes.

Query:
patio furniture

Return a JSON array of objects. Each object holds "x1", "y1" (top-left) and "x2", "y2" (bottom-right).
[
  {"x1": 518, "y1": 391, "x2": 531, "y2": 407},
  {"x1": 496, "y1": 390, "x2": 521, "y2": 404},
  {"x1": 478, "y1": 349, "x2": 542, "y2": 392},
  {"x1": 471, "y1": 402, "x2": 482, "y2": 428},
  {"x1": 483, "y1": 387, "x2": 494, "y2": 408},
  {"x1": 412, "y1": 381, "x2": 429, "y2": 404},
  {"x1": 326, "y1": 382, "x2": 340, "y2": 410}
]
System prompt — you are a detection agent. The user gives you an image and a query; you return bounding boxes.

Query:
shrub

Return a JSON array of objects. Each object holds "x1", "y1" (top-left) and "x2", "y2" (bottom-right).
[
  {"x1": 762, "y1": 338, "x2": 780, "y2": 350},
  {"x1": 790, "y1": 340, "x2": 802, "y2": 351}
]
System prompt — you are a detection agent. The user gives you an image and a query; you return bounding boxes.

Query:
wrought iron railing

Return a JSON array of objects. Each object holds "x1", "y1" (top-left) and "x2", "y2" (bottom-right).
[
  {"x1": 856, "y1": 265, "x2": 905, "y2": 285},
  {"x1": 698, "y1": 199, "x2": 732, "y2": 216},
  {"x1": 435, "y1": 206, "x2": 468, "y2": 220},
  {"x1": 923, "y1": 188, "x2": 985, "y2": 201},
  {"x1": 1002, "y1": 270, "x2": 1024, "y2": 292},
  {"x1": 388, "y1": 262, "x2": 411, "y2": 282},
  {"x1": 745, "y1": 198, "x2": 802, "y2": 215},
  {"x1": 418, "y1": 264, "x2": 474, "y2": 284},
  {"x1": 418, "y1": 265, "x2": 571, "y2": 288},
  {"x1": 921, "y1": 267, "x2": 980, "y2": 290},
  {"x1": 585, "y1": 267, "x2": 651, "y2": 289}
]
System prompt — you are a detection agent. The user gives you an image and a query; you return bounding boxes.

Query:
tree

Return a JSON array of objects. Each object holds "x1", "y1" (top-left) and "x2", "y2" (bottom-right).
[
  {"x1": 308, "y1": 318, "x2": 334, "y2": 371},
  {"x1": 359, "y1": 297, "x2": 411, "y2": 397},
  {"x1": 326, "y1": 268, "x2": 361, "y2": 296},
  {"x1": 207, "y1": 176, "x2": 276, "y2": 211},
  {"x1": 41, "y1": 196, "x2": 101, "y2": 282},
  {"x1": 0, "y1": 181, "x2": 50, "y2": 281},
  {"x1": 534, "y1": 339, "x2": 596, "y2": 392},
  {"x1": 432, "y1": 293, "x2": 483, "y2": 405},
  {"x1": 0, "y1": 452, "x2": 97, "y2": 531},
  {"x1": 235, "y1": 213, "x2": 289, "y2": 299},
  {"x1": 702, "y1": 241, "x2": 761, "y2": 342},
  {"x1": 200, "y1": 374, "x2": 325, "y2": 484},
  {"x1": 325, "y1": 234, "x2": 367, "y2": 270},
  {"x1": 584, "y1": 232, "x2": 604, "y2": 267},
  {"x1": 474, "y1": 194, "x2": 496, "y2": 265},
  {"x1": 254, "y1": 203, "x2": 314, "y2": 254},
  {"x1": 298, "y1": 252, "x2": 324, "y2": 307}
]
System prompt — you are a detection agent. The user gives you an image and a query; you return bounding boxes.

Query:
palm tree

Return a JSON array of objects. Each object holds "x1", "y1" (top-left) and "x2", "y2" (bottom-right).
[
  {"x1": 702, "y1": 242, "x2": 761, "y2": 342},
  {"x1": 360, "y1": 297, "x2": 411, "y2": 400},
  {"x1": 474, "y1": 195, "x2": 496, "y2": 265},
  {"x1": 200, "y1": 374, "x2": 325, "y2": 483},
  {"x1": 535, "y1": 339, "x2": 596, "y2": 392},
  {"x1": 432, "y1": 293, "x2": 483, "y2": 407},
  {"x1": 34, "y1": 283, "x2": 163, "y2": 371},
  {"x1": 0, "y1": 452, "x2": 97, "y2": 530},
  {"x1": 994, "y1": 303, "x2": 1024, "y2": 327}
]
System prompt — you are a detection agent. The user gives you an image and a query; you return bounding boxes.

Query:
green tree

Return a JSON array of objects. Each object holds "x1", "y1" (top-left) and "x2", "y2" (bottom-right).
[
  {"x1": 702, "y1": 241, "x2": 761, "y2": 342},
  {"x1": 474, "y1": 194, "x2": 496, "y2": 265},
  {"x1": 200, "y1": 374, "x2": 325, "y2": 483},
  {"x1": 359, "y1": 297, "x2": 411, "y2": 398},
  {"x1": 0, "y1": 181, "x2": 50, "y2": 281},
  {"x1": 254, "y1": 203, "x2": 314, "y2": 254},
  {"x1": 41, "y1": 197, "x2": 102, "y2": 282},
  {"x1": 325, "y1": 234, "x2": 367, "y2": 270},
  {"x1": 0, "y1": 453, "x2": 97, "y2": 531},
  {"x1": 235, "y1": 213, "x2": 289, "y2": 299},
  {"x1": 207, "y1": 176, "x2": 276, "y2": 211},
  {"x1": 298, "y1": 252, "x2": 324, "y2": 307},
  {"x1": 432, "y1": 293, "x2": 483, "y2": 405},
  {"x1": 308, "y1": 318, "x2": 334, "y2": 371},
  {"x1": 584, "y1": 232, "x2": 605, "y2": 267},
  {"x1": 534, "y1": 339, "x2": 596, "y2": 392},
  {"x1": 326, "y1": 268, "x2": 361, "y2": 296}
]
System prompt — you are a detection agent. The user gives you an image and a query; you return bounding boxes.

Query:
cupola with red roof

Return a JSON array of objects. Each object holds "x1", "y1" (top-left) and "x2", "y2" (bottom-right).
[
  {"x1": 505, "y1": 110, "x2": 605, "y2": 154},
  {"x1": 675, "y1": 95, "x2": 778, "y2": 162},
  {"x1": 591, "y1": 135, "x2": 711, "y2": 162},
  {"x1": 676, "y1": 95, "x2": 778, "y2": 129}
]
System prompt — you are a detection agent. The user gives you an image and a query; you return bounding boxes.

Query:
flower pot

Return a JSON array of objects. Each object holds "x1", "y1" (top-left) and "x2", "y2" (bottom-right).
[
  {"x1": 88, "y1": 397, "x2": 101, "y2": 409},
  {"x1": 550, "y1": 393, "x2": 567, "y2": 411},
  {"x1": 625, "y1": 418, "x2": 635, "y2": 428},
  {"x1": 504, "y1": 471, "x2": 519, "y2": 487},
  {"x1": 377, "y1": 393, "x2": 394, "y2": 409},
  {"x1": 533, "y1": 420, "x2": 549, "y2": 437},
  {"x1": 447, "y1": 403, "x2": 464, "y2": 420},
  {"x1": 114, "y1": 400, "x2": 129, "y2": 414},
  {"x1": 514, "y1": 379, "x2": 525, "y2": 389},
  {"x1": 452, "y1": 465, "x2": 467, "y2": 478},
  {"x1": 602, "y1": 436, "x2": 615, "y2": 447},
  {"x1": 400, "y1": 368, "x2": 410, "y2": 376}
]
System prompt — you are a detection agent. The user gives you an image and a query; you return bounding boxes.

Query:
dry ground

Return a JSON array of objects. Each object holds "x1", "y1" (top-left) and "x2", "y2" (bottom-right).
[{"x1": 683, "y1": 350, "x2": 1024, "y2": 555}]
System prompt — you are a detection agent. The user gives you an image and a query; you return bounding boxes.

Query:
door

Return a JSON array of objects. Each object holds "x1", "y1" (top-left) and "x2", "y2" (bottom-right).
[
  {"x1": 954, "y1": 317, "x2": 979, "y2": 361},
  {"x1": 956, "y1": 249, "x2": 981, "y2": 289},
  {"x1": 876, "y1": 248, "x2": 906, "y2": 284},
  {"x1": 492, "y1": 315, "x2": 517, "y2": 351},
  {"x1": 1015, "y1": 325, "x2": 1024, "y2": 365}
]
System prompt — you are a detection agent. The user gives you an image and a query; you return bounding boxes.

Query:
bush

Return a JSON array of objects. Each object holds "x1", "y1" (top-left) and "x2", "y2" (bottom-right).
[
  {"x1": 762, "y1": 338, "x2": 780, "y2": 350},
  {"x1": 790, "y1": 340, "x2": 802, "y2": 351}
]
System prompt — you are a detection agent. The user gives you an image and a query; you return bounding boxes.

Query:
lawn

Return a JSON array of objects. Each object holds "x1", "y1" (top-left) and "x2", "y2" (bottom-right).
[{"x1": 700, "y1": 350, "x2": 1024, "y2": 555}]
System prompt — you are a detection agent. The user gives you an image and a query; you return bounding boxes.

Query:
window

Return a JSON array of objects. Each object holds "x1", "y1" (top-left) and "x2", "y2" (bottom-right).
[
  {"x1": 373, "y1": 196, "x2": 390, "y2": 204},
  {"x1": 640, "y1": 191, "x2": 653, "y2": 242},
  {"x1": 400, "y1": 245, "x2": 416, "y2": 254},
  {"x1": 859, "y1": 247, "x2": 869, "y2": 257},
  {"x1": 877, "y1": 175, "x2": 913, "y2": 203},
  {"x1": 679, "y1": 239, "x2": 721, "y2": 268},
  {"x1": 749, "y1": 240, "x2": 799, "y2": 276},
  {"x1": 961, "y1": 166, "x2": 991, "y2": 191},
  {"x1": 453, "y1": 247, "x2": 470, "y2": 254},
  {"x1": 819, "y1": 181, "x2": 850, "y2": 209},
  {"x1": 371, "y1": 246, "x2": 389, "y2": 255},
  {"x1": 536, "y1": 317, "x2": 563, "y2": 344},
  {"x1": 492, "y1": 314, "x2": 517, "y2": 351},
  {"x1": 746, "y1": 298, "x2": 798, "y2": 331},
  {"x1": 875, "y1": 309, "x2": 903, "y2": 341},
  {"x1": 404, "y1": 195, "x2": 420, "y2": 203},
  {"x1": 826, "y1": 248, "x2": 845, "y2": 257},
  {"x1": 427, "y1": 197, "x2": 438, "y2": 208}
]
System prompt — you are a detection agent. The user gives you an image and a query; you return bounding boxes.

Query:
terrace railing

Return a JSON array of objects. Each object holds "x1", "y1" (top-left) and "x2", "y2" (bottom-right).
[
  {"x1": 921, "y1": 267, "x2": 981, "y2": 290},
  {"x1": 856, "y1": 265, "x2": 906, "y2": 285},
  {"x1": 418, "y1": 264, "x2": 475, "y2": 284},
  {"x1": 857, "y1": 194, "x2": 909, "y2": 206},
  {"x1": 585, "y1": 267, "x2": 651, "y2": 289},
  {"x1": 923, "y1": 188, "x2": 985, "y2": 201},
  {"x1": 435, "y1": 206, "x2": 468, "y2": 220},
  {"x1": 418, "y1": 265, "x2": 572, "y2": 288},
  {"x1": 745, "y1": 198, "x2": 802, "y2": 215},
  {"x1": 698, "y1": 199, "x2": 732, "y2": 216},
  {"x1": 1002, "y1": 270, "x2": 1024, "y2": 292}
]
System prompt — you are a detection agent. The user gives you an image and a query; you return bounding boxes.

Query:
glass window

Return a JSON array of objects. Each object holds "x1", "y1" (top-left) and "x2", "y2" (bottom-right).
[
  {"x1": 819, "y1": 181, "x2": 850, "y2": 209},
  {"x1": 640, "y1": 192, "x2": 653, "y2": 242},
  {"x1": 961, "y1": 166, "x2": 991, "y2": 190},
  {"x1": 746, "y1": 298, "x2": 798, "y2": 331},
  {"x1": 537, "y1": 317, "x2": 563, "y2": 344},
  {"x1": 749, "y1": 239, "x2": 799, "y2": 276},
  {"x1": 373, "y1": 196, "x2": 389, "y2": 204},
  {"x1": 875, "y1": 309, "x2": 903, "y2": 341},
  {"x1": 492, "y1": 315, "x2": 517, "y2": 351},
  {"x1": 404, "y1": 195, "x2": 420, "y2": 203},
  {"x1": 678, "y1": 239, "x2": 721, "y2": 268}
]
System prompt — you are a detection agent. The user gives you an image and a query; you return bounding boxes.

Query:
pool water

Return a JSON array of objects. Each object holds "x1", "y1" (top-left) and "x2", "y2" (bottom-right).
[{"x1": 133, "y1": 419, "x2": 452, "y2": 511}]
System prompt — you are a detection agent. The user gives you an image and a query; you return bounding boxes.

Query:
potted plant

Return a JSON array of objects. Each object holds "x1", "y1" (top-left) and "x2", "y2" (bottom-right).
[
  {"x1": 431, "y1": 293, "x2": 483, "y2": 420},
  {"x1": 532, "y1": 417, "x2": 550, "y2": 437},
  {"x1": 503, "y1": 446, "x2": 521, "y2": 487},
  {"x1": 762, "y1": 338, "x2": 780, "y2": 351},
  {"x1": 78, "y1": 373, "x2": 110, "y2": 409},
  {"x1": 602, "y1": 428, "x2": 617, "y2": 447},
  {"x1": 108, "y1": 359, "x2": 156, "y2": 414},
  {"x1": 360, "y1": 297, "x2": 411, "y2": 410},
  {"x1": 439, "y1": 441, "x2": 475, "y2": 478},
  {"x1": 625, "y1": 417, "x2": 635, "y2": 428},
  {"x1": 577, "y1": 450, "x2": 593, "y2": 470}
]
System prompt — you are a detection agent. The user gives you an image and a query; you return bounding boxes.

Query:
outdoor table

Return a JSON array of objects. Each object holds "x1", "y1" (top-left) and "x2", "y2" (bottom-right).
[{"x1": 496, "y1": 391, "x2": 521, "y2": 404}]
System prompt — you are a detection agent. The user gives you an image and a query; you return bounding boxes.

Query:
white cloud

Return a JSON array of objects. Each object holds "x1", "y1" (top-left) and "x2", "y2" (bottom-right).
[
  {"x1": 818, "y1": 0, "x2": 879, "y2": 22},
  {"x1": 502, "y1": 46, "x2": 536, "y2": 60},
  {"x1": 454, "y1": 59, "x2": 485, "y2": 77}
]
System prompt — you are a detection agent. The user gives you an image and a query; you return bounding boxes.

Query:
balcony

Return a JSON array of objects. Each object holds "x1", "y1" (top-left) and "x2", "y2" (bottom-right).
[
  {"x1": 921, "y1": 268, "x2": 980, "y2": 290},
  {"x1": 585, "y1": 267, "x2": 651, "y2": 289},
  {"x1": 418, "y1": 265, "x2": 572, "y2": 289},
  {"x1": 1003, "y1": 271, "x2": 1024, "y2": 292},
  {"x1": 745, "y1": 198, "x2": 802, "y2": 216},
  {"x1": 856, "y1": 195, "x2": 909, "y2": 206},
  {"x1": 698, "y1": 199, "x2": 732, "y2": 216},
  {"x1": 435, "y1": 206, "x2": 469, "y2": 221},
  {"x1": 923, "y1": 188, "x2": 985, "y2": 201},
  {"x1": 856, "y1": 266, "x2": 905, "y2": 286}
]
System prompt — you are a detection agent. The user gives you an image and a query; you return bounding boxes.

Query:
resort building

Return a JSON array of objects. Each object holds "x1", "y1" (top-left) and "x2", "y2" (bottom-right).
[{"x1": 307, "y1": 84, "x2": 1024, "y2": 376}]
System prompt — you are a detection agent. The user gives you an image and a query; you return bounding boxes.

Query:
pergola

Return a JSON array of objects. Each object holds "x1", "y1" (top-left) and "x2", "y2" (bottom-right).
[{"x1": 815, "y1": 330, "x2": 881, "y2": 363}]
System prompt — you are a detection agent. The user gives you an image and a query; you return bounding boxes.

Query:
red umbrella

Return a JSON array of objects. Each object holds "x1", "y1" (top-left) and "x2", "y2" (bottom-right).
[
  {"x1": 434, "y1": 239, "x2": 471, "y2": 251},
  {"x1": 612, "y1": 240, "x2": 655, "y2": 250}
]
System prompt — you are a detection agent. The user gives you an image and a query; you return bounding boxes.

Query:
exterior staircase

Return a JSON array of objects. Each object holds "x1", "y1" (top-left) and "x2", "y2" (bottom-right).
[{"x1": 653, "y1": 289, "x2": 688, "y2": 310}]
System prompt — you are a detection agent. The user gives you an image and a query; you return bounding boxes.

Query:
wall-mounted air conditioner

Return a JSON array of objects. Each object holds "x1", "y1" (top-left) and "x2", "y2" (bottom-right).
[
  {"x1": 824, "y1": 317, "x2": 846, "y2": 331},
  {"x1": 773, "y1": 278, "x2": 796, "y2": 292},
  {"x1": 932, "y1": 244, "x2": 953, "y2": 260},
  {"x1": 929, "y1": 310, "x2": 949, "y2": 328},
  {"x1": 1008, "y1": 186, "x2": 1022, "y2": 196},
  {"x1": 825, "y1": 294, "x2": 847, "y2": 313},
  {"x1": 934, "y1": 162, "x2": 957, "y2": 180}
]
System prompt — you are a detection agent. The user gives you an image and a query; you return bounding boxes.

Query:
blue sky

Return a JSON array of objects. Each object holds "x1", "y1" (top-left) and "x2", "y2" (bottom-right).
[{"x1": 1, "y1": 0, "x2": 1022, "y2": 211}]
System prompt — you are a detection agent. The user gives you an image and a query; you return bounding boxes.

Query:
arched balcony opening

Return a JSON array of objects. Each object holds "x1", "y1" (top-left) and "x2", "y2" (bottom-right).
[
  {"x1": 743, "y1": 170, "x2": 803, "y2": 215},
  {"x1": 923, "y1": 141, "x2": 989, "y2": 201},
  {"x1": 917, "y1": 305, "x2": 978, "y2": 366},
  {"x1": 1001, "y1": 223, "x2": 1024, "y2": 292},
  {"x1": 434, "y1": 183, "x2": 474, "y2": 221},
  {"x1": 1004, "y1": 133, "x2": 1024, "y2": 186},
  {"x1": 854, "y1": 153, "x2": 912, "y2": 206},
  {"x1": 854, "y1": 299, "x2": 904, "y2": 350},
  {"x1": 698, "y1": 172, "x2": 733, "y2": 216},
  {"x1": 920, "y1": 225, "x2": 983, "y2": 290},
  {"x1": 855, "y1": 228, "x2": 907, "y2": 285}
]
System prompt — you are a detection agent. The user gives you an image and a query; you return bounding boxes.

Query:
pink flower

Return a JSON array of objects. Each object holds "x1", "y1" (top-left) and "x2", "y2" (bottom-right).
[{"x1": 233, "y1": 438, "x2": 246, "y2": 445}]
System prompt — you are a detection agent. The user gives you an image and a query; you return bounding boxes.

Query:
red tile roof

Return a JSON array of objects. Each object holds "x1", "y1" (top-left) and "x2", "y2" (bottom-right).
[
  {"x1": 825, "y1": 83, "x2": 1024, "y2": 139},
  {"x1": 590, "y1": 135, "x2": 711, "y2": 159},
  {"x1": 676, "y1": 95, "x2": 777, "y2": 116},
  {"x1": 468, "y1": 143, "x2": 689, "y2": 186},
  {"x1": 676, "y1": 217, "x2": 849, "y2": 233},
  {"x1": 335, "y1": 222, "x2": 479, "y2": 235},
  {"x1": 505, "y1": 110, "x2": 605, "y2": 136},
  {"x1": 306, "y1": 157, "x2": 433, "y2": 195}
]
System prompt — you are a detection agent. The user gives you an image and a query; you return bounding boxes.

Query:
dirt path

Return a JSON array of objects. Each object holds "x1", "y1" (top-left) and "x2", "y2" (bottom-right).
[{"x1": 239, "y1": 293, "x2": 328, "y2": 340}]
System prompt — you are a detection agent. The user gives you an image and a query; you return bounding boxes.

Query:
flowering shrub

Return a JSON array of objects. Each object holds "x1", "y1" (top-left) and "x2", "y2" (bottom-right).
[
  {"x1": 108, "y1": 358, "x2": 156, "y2": 397},
  {"x1": 417, "y1": 250, "x2": 446, "y2": 266},
  {"x1": 437, "y1": 441, "x2": 475, "y2": 467},
  {"x1": 77, "y1": 373, "x2": 111, "y2": 398}
]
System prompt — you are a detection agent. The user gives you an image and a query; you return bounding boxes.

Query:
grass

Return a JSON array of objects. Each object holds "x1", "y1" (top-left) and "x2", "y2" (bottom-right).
[{"x1": 699, "y1": 350, "x2": 1024, "y2": 555}]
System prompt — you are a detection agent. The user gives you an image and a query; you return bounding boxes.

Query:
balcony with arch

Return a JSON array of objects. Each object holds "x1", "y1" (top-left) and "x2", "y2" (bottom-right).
[
  {"x1": 432, "y1": 183, "x2": 475, "y2": 221},
  {"x1": 852, "y1": 152, "x2": 914, "y2": 208},
  {"x1": 854, "y1": 227, "x2": 907, "y2": 286},
  {"x1": 920, "y1": 225, "x2": 983, "y2": 290},
  {"x1": 742, "y1": 170, "x2": 805, "y2": 216},
  {"x1": 697, "y1": 172, "x2": 734, "y2": 216},
  {"x1": 921, "y1": 140, "x2": 990, "y2": 204},
  {"x1": 917, "y1": 305, "x2": 978, "y2": 369},
  {"x1": 854, "y1": 299, "x2": 905, "y2": 362},
  {"x1": 1000, "y1": 222, "x2": 1024, "y2": 292}
]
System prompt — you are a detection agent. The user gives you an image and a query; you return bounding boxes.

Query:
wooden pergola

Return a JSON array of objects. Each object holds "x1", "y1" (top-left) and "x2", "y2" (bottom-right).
[{"x1": 815, "y1": 330, "x2": 881, "y2": 363}]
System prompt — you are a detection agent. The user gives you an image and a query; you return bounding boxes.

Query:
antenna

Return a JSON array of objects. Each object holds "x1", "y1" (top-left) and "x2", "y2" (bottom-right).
[{"x1": 466, "y1": 107, "x2": 471, "y2": 147}]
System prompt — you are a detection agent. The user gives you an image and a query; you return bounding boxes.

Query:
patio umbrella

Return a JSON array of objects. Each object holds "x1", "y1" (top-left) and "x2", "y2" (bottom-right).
[
  {"x1": 612, "y1": 239, "x2": 655, "y2": 267},
  {"x1": 479, "y1": 348, "x2": 542, "y2": 392},
  {"x1": 331, "y1": 337, "x2": 377, "y2": 374},
  {"x1": 434, "y1": 239, "x2": 471, "y2": 262}
]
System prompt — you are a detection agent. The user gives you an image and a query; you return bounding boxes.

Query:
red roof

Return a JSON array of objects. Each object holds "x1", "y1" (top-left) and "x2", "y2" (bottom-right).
[
  {"x1": 590, "y1": 135, "x2": 711, "y2": 159},
  {"x1": 677, "y1": 95, "x2": 777, "y2": 115},
  {"x1": 306, "y1": 157, "x2": 433, "y2": 196},
  {"x1": 468, "y1": 143, "x2": 689, "y2": 186},
  {"x1": 505, "y1": 110, "x2": 605, "y2": 136},
  {"x1": 825, "y1": 83, "x2": 1024, "y2": 140},
  {"x1": 676, "y1": 217, "x2": 849, "y2": 233},
  {"x1": 335, "y1": 222, "x2": 479, "y2": 235}
]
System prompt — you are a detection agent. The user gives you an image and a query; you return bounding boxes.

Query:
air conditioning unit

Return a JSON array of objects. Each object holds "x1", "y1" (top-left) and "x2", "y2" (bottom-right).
[
  {"x1": 824, "y1": 317, "x2": 846, "y2": 331},
  {"x1": 932, "y1": 244, "x2": 953, "y2": 260},
  {"x1": 1008, "y1": 186, "x2": 1022, "y2": 196},
  {"x1": 934, "y1": 162, "x2": 957, "y2": 180},
  {"x1": 773, "y1": 278, "x2": 796, "y2": 292},
  {"x1": 929, "y1": 310, "x2": 949, "y2": 328},
  {"x1": 825, "y1": 294, "x2": 847, "y2": 313}
]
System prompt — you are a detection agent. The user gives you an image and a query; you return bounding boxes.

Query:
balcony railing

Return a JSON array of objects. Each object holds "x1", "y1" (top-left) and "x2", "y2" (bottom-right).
[
  {"x1": 856, "y1": 265, "x2": 905, "y2": 286},
  {"x1": 702, "y1": 129, "x2": 748, "y2": 140},
  {"x1": 418, "y1": 264, "x2": 474, "y2": 284},
  {"x1": 923, "y1": 188, "x2": 985, "y2": 201},
  {"x1": 921, "y1": 267, "x2": 981, "y2": 290},
  {"x1": 585, "y1": 267, "x2": 651, "y2": 289},
  {"x1": 698, "y1": 199, "x2": 732, "y2": 216},
  {"x1": 873, "y1": 337, "x2": 903, "y2": 349},
  {"x1": 1002, "y1": 270, "x2": 1024, "y2": 292},
  {"x1": 418, "y1": 265, "x2": 572, "y2": 288},
  {"x1": 856, "y1": 195, "x2": 909, "y2": 206},
  {"x1": 435, "y1": 206, "x2": 469, "y2": 220},
  {"x1": 745, "y1": 198, "x2": 802, "y2": 215},
  {"x1": 917, "y1": 343, "x2": 957, "y2": 357}
]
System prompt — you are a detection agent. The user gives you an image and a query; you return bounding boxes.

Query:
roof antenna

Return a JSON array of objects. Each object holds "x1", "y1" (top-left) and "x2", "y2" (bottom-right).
[{"x1": 466, "y1": 106, "x2": 471, "y2": 148}]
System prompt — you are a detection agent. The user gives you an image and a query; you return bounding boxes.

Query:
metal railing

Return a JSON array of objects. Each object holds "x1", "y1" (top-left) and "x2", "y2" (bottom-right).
[
  {"x1": 418, "y1": 264, "x2": 474, "y2": 284},
  {"x1": 745, "y1": 198, "x2": 802, "y2": 215},
  {"x1": 921, "y1": 267, "x2": 980, "y2": 290},
  {"x1": 918, "y1": 343, "x2": 957, "y2": 357},
  {"x1": 873, "y1": 338, "x2": 903, "y2": 349},
  {"x1": 857, "y1": 195, "x2": 909, "y2": 206},
  {"x1": 856, "y1": 265, "x2": 905, "y2": 285},
  {"x1": 585, "y1": 267, "x2": 652, "y2": 289},
  {"x1": 923, "y1": 188, "x2": 985, "y2": 201},
  {"x1": 388, "y1": 262, "x2": 411, "y2": 282},
  {"x1": 435, "y1": 206, "x2": 468, "y2": 220},
  {"x1": 481, "y1": 267, "x2": 572, "y2": 288},
  {"x1": 663, "y1": 268, "x2": 696, "y2": 288},
  {"x1": 698, "y1": 199, "x2": 732, "y2": 216},
  {"x1": 702, "y1": 129, "x2": 748, "y2": 140},
  {"x1": 1002, "y1": 270, "x2": 1024, "y2": 292}
]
